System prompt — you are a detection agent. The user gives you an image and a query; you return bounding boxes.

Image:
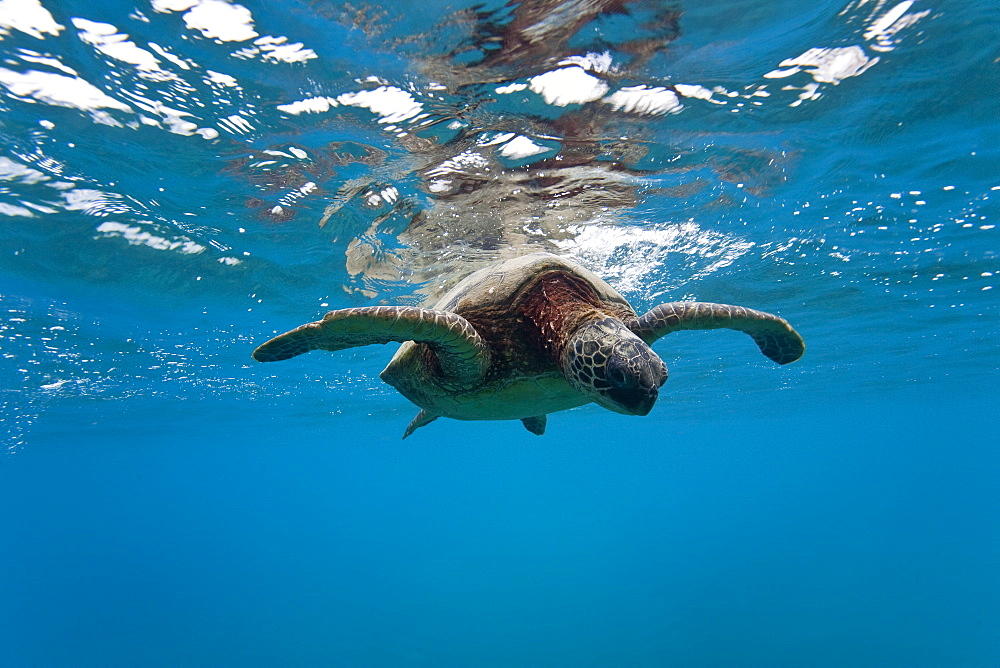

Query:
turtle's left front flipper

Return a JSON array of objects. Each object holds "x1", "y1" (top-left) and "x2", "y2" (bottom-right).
[
  {"x1": 630, "y1": 302, "x2": 805, "y2": 365},
  {"x1": 252, "y1": 305, "x2": 490, "y2": 387}
]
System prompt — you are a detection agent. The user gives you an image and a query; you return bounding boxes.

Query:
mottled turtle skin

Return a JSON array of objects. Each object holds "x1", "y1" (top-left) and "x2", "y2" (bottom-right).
[{"x1": 253, "y1": 253, "x2": 805, "y2": 437}]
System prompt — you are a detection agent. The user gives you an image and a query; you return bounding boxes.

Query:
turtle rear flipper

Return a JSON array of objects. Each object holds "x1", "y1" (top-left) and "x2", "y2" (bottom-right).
[
  {"x1": 252, "y1": 305, "x2": 491, "y2": 387},
  {"x1": 520, "y1": 415, "x2": 546, "y2": 435},
  {"x1": 631, "y1": 302, "x2": 805, "y2": 365},
  {"x1": 402, "y1": 409, "x2": 438, "y2": 439}
]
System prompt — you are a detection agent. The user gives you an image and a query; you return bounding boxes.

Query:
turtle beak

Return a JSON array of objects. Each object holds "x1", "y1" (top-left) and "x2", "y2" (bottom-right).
[
  {"x1": 607, "y1": 384, "x2": 659, "y2": 416},
  {"x1": 599, "y1": 343, "x2": 667, "y2": 416}
]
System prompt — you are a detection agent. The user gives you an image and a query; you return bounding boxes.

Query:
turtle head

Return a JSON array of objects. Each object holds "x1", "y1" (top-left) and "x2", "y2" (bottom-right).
[{"x1": 560, "y1": 317, "x2": 668, "y2": 416}]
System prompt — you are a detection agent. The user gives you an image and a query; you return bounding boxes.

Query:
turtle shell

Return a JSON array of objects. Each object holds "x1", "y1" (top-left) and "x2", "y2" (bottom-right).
[{"x1": 434, "y1": 252, "x2": 631, "y2": 314}]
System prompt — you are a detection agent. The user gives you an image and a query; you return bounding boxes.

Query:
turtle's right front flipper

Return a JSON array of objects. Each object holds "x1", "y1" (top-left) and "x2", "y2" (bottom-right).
[{"x1": 252, "y1": 306, "x2": 490, "y2": 387}]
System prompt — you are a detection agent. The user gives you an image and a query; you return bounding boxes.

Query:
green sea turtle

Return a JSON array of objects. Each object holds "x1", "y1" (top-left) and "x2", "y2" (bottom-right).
[{"x1": 252, "y1": 252, "x2": 804, "y2": 437}]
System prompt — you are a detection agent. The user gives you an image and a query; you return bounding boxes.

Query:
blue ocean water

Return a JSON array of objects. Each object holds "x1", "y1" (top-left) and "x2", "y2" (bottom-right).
[{"x1": 1, "y1": 0, "x2": 998, "y2": 664}]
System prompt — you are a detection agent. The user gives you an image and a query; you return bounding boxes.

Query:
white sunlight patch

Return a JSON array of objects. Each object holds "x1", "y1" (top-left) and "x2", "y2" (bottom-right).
[
  {"x1": 495, "y1": 82, "x2": 528, "y2": 95},
  {"x1": 337, "y1": 86, "x2": 423, "y2": 124},
  {"x1": 181, "y1": 0, "x2": 258, "y2": 42},
  {"x1": 765, "y1": 46, "x2": 877, "y2": 84},
  {"x1": 498, "y1": 136, "x2": 550, "y2": 160},
  {"x1": 95, "y1": 221, "x2": 206, "y2": 254},
  {"x1": 558, "y1": 51, "x2": 613, "y2": 73},
  {"x1": 72, "y1": 18, "x2": 162, "y2": 73},
  {"x1": 0, "y1": 0, "x2": 63, "y2": 39},
  {"x1": 529, "y1": 66, "x2": 609, "y2": 106},
  {"x1": 153, "y1": 0, "x2": 315, "y2": 62},
  {"x1": 603, "y1": 85, "x2": 682, "y2": 115},
  {"x1": 277, "y1": 96, "x2": 339, "y2": 115},
  {"x1": 864, "y1": 0, "x2": 929, "y2": 52},
  {"x1": 0, "y1": 202, "x2": 35, "y2": 216},
  {"x1": 0, "y1": 68, "x2": 131, "y2": 112},
  {"x1": 426, "y1": 149, "x2": 490, "y2": 178},
  {"x1": 0, "y1": 156, "x2": 48, "y2": 184},
  {"x1": 234, "y1": 35, "x2": 316, "y2": 63}
]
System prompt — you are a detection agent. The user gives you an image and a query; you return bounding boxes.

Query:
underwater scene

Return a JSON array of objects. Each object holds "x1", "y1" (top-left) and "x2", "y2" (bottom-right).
[{"x1": 1, "y1": 0, "x2": 998, "y2": 664}]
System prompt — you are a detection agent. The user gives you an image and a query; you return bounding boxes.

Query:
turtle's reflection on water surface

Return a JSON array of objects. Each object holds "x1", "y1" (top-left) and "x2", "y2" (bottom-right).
[{"x1": 232, "y1": 0, "x2": 785, "y2": 304}]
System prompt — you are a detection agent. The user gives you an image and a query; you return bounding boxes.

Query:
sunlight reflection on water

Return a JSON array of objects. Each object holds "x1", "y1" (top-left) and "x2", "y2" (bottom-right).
[{"x1": 0, "y1": 0, "x2": 940, "y2": 302}]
